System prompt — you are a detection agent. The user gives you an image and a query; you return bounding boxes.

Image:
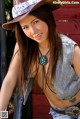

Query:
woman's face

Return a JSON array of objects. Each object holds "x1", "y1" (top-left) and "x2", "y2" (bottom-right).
[{"x1": 19, "y1": 15, "x2": 49, "y2": 44}]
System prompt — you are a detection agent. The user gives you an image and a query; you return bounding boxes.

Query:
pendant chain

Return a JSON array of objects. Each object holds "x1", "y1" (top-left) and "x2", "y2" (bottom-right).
[
  {"x1": 39, "y1": 49, "x2": 56, "y2": 94},
  {"x1": 39, "y1": 49, "x2": 50, "y2": 92}
]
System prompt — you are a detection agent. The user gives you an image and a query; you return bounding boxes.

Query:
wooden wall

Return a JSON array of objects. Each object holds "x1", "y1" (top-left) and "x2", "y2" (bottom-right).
[
  {"x1": 32, "y1": 1, "x2": 80, "y2": 119},
  {"x1": 54, "y1": 0, "x2": 80, "y2": 44}
]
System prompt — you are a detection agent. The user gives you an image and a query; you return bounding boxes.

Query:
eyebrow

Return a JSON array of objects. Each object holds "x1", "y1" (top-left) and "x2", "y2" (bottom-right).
[
  {"x1": 31, "y1": 18, "x2": 37, "y2": 24},
  {"x1": 21, "y1": 18, "x2": 37, "y2": 27}
]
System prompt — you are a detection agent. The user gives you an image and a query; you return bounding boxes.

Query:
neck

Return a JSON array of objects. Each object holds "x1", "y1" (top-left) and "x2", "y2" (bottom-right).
[
  {"x1": 39, "y1": 38, "x2": 49, "y2": 49},
  {"x1": 39, "y1": 40, "x2": 50, "y2": 55}
]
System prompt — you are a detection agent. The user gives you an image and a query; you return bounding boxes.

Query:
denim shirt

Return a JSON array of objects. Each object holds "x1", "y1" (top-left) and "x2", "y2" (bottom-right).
[
  {"x1": 13, "y1": 34, "x2": 80, "y2": 119},
  {"x1": 53, "y1": 34, "x2": 80, "y2": 100}
]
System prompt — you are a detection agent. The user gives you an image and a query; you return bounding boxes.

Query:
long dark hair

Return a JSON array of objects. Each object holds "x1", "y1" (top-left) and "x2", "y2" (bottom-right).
[{"x1": 15, "y1": 4, "x2": 63, "y2": 94}]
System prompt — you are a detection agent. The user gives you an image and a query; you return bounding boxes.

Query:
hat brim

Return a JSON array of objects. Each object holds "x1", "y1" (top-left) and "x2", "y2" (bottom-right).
[{"x1": 2, "y1": 1, "x2": 61, "y2": 30}]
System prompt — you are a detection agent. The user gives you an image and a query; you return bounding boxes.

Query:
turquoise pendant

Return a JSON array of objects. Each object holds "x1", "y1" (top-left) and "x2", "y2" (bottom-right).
[{"x1": 39, "y1": 56, "x2": 47, "y2": 66}]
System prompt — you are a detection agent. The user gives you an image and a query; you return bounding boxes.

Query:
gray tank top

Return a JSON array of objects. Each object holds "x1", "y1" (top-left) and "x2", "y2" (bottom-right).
[{"x1": 52, "y1": 34, "x2": 80, "y2": 100}]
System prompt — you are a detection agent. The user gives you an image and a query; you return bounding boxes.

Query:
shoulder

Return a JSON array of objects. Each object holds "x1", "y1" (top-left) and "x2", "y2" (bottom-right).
[
  {"x1": 11, "y1": 42, "x2": 20, "y2": 61},
  {"x1": 13, "y1": 42, "x2": 20, "y2": 55},
  {"x1": 60, "y1": 34, "x2": 77, "y2": 54},
  {"x1": 60, "y1": 34, "x2": 77, "y2": 46},
  {"x1": 59, "y1": 34, "x2": 78, "y2": 63}
]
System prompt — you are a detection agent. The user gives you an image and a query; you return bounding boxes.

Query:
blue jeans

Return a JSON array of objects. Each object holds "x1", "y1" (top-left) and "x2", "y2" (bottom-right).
[{"x1": 49, "y1": 107, "x2": 80, "y2": 119}]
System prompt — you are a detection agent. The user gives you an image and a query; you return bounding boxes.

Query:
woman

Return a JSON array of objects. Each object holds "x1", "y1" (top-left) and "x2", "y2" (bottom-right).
[{"x1": 0, "y1": 0, "x2": 80, "y2": 119}]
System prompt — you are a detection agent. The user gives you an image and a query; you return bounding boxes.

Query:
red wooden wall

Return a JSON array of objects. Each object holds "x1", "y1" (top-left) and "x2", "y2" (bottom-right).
[{"x1": 32, "y1": 1, "x2": 80, "y2": 119}]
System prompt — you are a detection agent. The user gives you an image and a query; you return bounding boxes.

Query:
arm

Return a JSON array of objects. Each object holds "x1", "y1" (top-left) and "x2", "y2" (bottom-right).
[
  {"x1": 72, "y1": 45, "x2": 80, "y2": 77},
  {"x1": 0, "y1": 42, "x2": 20, "y2": 110}
]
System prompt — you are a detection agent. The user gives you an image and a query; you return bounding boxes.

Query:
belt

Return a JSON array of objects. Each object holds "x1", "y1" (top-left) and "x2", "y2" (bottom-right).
[{"x1": 52, "y1": 102, "x2": 80, "y2": 117}]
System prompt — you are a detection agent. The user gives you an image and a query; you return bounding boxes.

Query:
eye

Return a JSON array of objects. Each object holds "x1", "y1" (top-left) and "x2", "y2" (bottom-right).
[
  {"x1": 33, "y1": 19, "x2": 39, "y2": 24},
  {"x1": 22, "y1": 25, "x2": 29, "y2": 30}
]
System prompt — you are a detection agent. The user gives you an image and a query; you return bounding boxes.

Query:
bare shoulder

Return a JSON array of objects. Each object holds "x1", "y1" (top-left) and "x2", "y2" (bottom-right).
[
  {"x1": 14, "y1": 42, "x2": 19, "y2": 50},
  {"x1": 8, "y1": 42, "x2": 20, "y2": 71},
  {"x1": 72, "y1": 45, "x2": 80, "y2": 76},
  {"x1": 13, "y1": 42, "x2": 20, "y2": 55}
]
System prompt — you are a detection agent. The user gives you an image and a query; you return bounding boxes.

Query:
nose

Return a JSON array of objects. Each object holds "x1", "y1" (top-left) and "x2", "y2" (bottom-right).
[{"x1": 30, "y1": 26, "x2": 37, "y2": 35}]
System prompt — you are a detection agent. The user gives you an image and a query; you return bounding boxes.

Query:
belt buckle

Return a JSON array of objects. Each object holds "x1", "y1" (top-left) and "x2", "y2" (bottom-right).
[{"x1": 65, "y1": 106, "x2": 80, "y2": 117}]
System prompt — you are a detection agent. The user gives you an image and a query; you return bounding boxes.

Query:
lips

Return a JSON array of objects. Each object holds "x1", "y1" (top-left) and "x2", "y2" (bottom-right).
[{"x1": 33, "y1": 33, "x2": 42, "y2": 40}]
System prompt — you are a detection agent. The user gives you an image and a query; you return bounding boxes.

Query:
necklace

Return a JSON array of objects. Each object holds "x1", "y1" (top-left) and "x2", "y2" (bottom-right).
[
  {"x1": 39, "y1": 49, "x2": 49, "y2": 66},
  {"x1": 39, "y1": 49, "x2": 50, "y2": 92},
  {"x1": 39, "y1": 49, "x2": 56, "y2": 94}
]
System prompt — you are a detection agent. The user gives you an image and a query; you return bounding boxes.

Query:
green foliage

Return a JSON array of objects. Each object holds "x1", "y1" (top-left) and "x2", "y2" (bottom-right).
[
  {"x1": 5, "y1": 0, "x2": 13, "y2": 21},
  {"x1": 5, "y1": 0, "x2": 12, "y2": 13}
]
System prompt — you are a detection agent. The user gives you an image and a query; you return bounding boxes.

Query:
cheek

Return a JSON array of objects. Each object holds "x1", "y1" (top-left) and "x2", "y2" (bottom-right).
[
  {"x1": 23, "y1": 30, "x2": 30, "y2": 37},
  {"x1": 42, "y1": 24, "x2": 48, "y2": 36},
  {"x1": 41, "y1": 22, "x2": 48, "y2": 31}
]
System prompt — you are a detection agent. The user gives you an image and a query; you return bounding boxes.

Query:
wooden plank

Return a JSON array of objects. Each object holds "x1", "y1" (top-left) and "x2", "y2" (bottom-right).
[
  {"x1": 61, "y1": 0, "x2": 80, "y2": 2},
  {"x1": 53, "y1": 8, "x2": 80, "y2": 20},
  {"x1": 32, "y1": 94, "x2": 50, "y2": 106},
  {"x1": 32, "y1": 106, "x2": 51, "y2": 119},
  {"x1": 32, "y1": 85, "x2": 42, "y2": 94},
  {"x1": 32, "y1": 95, "x2": 51, "y2": 118},
  {"x1": 68, "y1": 34, "x2": 80, "y2": 45},
  {"x1": 56, "y1": 21, "x2": 80, "y2": 34},
  {"x1": 61, "y1": 4, "x2": 80, "y2": 8}
]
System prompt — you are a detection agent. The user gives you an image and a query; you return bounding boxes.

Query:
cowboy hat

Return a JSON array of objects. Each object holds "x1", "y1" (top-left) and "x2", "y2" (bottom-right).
[{"x1": 2, "y1": 0, "x2": 61, "y2": 30}]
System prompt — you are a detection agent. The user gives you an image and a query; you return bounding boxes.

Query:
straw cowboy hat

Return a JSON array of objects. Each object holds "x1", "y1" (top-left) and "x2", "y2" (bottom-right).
[{"x1": 2, "y1": 0, "x2": 61, "y2": 30}]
